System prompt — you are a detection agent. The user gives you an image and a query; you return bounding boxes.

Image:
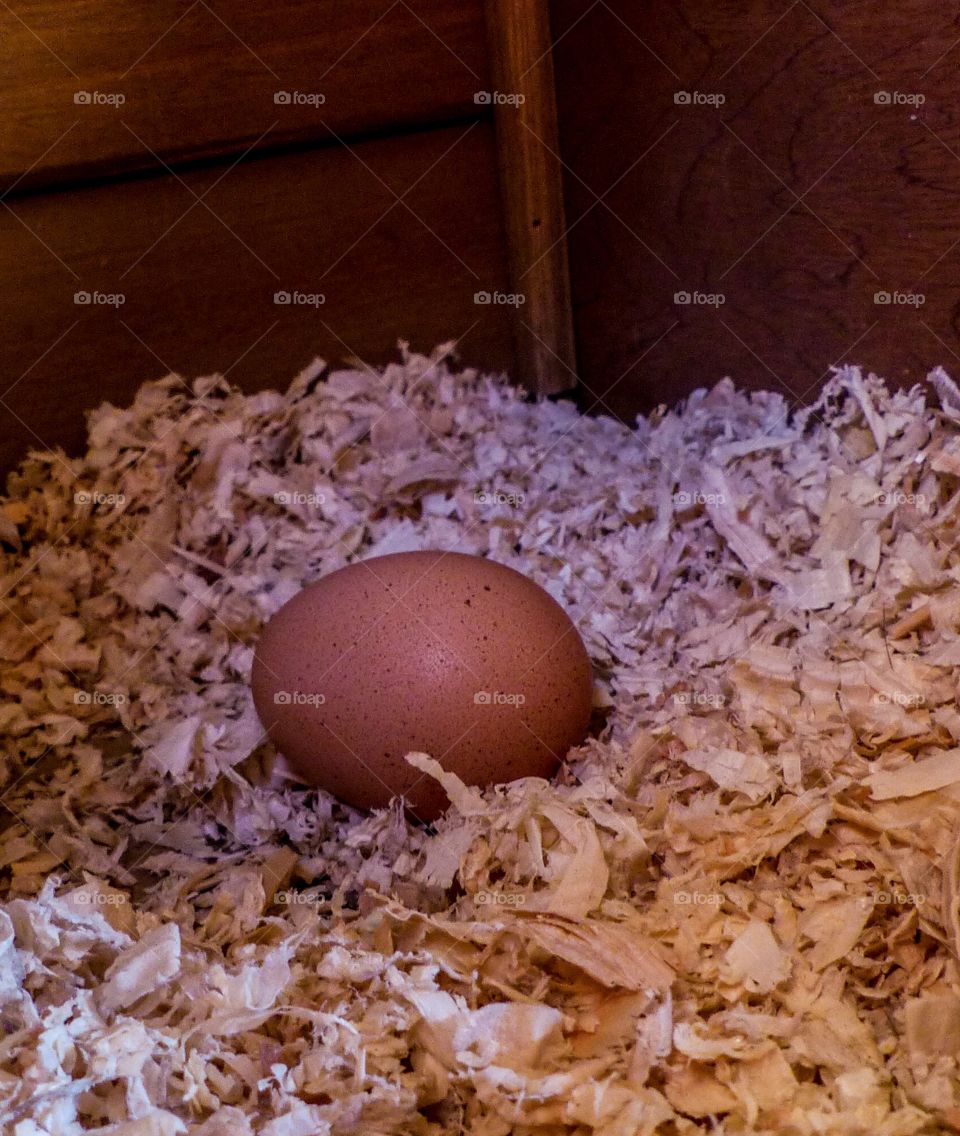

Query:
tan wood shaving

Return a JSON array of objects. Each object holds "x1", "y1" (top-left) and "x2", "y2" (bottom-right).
[{"x1": 2, "y1": 347, "x2": 960, "y2": 1132}]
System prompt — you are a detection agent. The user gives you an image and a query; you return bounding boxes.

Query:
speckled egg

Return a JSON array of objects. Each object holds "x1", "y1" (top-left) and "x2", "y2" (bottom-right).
[{"x1": 250, "y1": 550, "x2": 593, "y2": 820}]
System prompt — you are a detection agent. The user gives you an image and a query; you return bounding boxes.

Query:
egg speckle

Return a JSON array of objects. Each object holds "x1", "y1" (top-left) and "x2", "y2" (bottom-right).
[{"x1": 251, "y1": 550, "x2": 594, "y2": 819}]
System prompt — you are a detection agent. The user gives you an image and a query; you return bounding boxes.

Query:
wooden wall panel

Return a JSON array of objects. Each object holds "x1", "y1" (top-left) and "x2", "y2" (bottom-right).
[
  {"x1": 550, "y1": 0, "x2": 960, "y2": 418},
  {"x1": 0, "y1": 0, "x2": 489, "y2": 191},
  {"x1": 0, "y1": 122, "x2": 513, "y2": 474}
]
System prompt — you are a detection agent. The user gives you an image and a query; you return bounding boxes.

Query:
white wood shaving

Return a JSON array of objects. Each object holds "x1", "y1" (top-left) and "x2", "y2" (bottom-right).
[{"x1": 2, "y1": 345, "x2": 960, "y2": 1132}]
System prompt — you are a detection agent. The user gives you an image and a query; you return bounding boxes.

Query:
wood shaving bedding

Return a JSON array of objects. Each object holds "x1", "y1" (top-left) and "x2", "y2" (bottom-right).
[{"x1": 2, "y1": 344, "x2": 960, "y2": 1132}]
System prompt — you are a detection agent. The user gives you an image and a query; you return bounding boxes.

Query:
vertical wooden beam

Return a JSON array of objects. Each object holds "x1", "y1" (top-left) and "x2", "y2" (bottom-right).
[{"x1": 484, "y1": 0, "x2": 577, "y2": 395}]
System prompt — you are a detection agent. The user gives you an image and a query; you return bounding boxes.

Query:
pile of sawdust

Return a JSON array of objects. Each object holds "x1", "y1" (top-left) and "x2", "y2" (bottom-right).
[{"x1": 2, "y1": 344, "x2": 960, "y2": 1134}]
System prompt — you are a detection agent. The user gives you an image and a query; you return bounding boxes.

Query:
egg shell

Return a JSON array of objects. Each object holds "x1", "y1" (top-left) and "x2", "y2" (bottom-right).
[{"x1": 251, "y1": 550, "x2": 593, "y2": 820}]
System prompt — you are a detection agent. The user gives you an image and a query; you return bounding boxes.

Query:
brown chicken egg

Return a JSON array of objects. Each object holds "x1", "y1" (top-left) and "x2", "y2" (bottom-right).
[{"x1": 251, "y1": 550, "x2": 593, "y2": 820}]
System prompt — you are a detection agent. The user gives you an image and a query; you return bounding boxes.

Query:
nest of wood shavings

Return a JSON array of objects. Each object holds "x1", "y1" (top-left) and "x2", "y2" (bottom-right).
[{"x1": 5, "y1": 344, "x2": 960, "y2": 1134}]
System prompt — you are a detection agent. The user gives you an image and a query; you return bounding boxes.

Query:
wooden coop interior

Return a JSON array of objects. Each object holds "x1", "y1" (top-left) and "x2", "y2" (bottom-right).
[{"x1": 2, "y1": 1, "x2": 958, "y2": 472}]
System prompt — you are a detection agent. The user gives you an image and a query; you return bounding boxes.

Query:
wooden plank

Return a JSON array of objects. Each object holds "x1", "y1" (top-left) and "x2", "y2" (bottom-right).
[
  {"x1": 0, "y1": 123, "x2": 514, "y2": 475},
  {"x1": 550, "y1": 0, "x2": 960, "y2": 416},
  {"x1": 484, "y1": 0, "x2": 576, "y2": 395},
  {"x1": 0, "y1": 0, "x2": 489, "y2": 192}
]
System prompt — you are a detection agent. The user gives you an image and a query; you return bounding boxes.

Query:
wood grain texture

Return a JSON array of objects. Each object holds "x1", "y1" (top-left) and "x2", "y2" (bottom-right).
[
  {"x1": 0, "y1": 123, "x2": 513, "y2": 475},
  {"x1": 0, "y1": 0, "x2": 489, "y2": 192},
  {"x1": 550, "y1": 0, "x2": 960, "y2": 418},
  {"x1": 485, "y1": 0, "x2": 576, "y2": 395}
]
